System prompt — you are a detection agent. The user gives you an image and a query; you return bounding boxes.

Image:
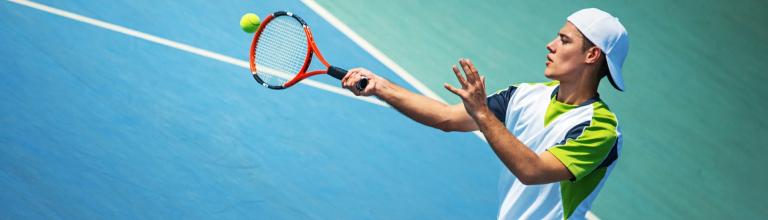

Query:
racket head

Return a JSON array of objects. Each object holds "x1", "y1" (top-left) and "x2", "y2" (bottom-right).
[{"x1": 249, "y1": 11, "x2": 311, "y2": 89}]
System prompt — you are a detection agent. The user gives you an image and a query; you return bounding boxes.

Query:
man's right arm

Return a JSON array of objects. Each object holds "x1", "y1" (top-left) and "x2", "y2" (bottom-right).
[{"x1": 341, "y1": 68, "x2": 477, "y2": 132}]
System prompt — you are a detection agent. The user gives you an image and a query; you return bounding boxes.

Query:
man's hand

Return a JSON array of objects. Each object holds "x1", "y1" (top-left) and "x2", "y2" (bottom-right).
[
  {"x1": 444, "y1": 58, "x2": 490, "y2": 119},
  {"x1": 341, "y1": 68, "x2": 388, "y2": 96}
]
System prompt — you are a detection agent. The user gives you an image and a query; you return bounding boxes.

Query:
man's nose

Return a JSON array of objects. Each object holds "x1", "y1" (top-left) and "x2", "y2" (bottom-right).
[{"x1": 546, "y1": 39, "x2": 556, "y2": 53}]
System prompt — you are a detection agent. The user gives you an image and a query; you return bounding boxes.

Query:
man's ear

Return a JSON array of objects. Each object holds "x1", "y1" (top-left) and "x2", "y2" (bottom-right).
[{"x1": 585, "y1": 47, "x2": 602, "y2": 64}]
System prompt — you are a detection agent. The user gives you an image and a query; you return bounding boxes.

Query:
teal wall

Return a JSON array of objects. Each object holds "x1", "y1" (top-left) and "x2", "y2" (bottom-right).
[{"x1": 315, "y1": 0, "x2": 768, "y2": 218}]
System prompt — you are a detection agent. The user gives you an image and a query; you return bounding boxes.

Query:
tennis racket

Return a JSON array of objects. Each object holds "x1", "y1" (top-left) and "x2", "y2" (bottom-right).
[{"x1": 249, "y1": 11, "x2": 367, "y2": 90}]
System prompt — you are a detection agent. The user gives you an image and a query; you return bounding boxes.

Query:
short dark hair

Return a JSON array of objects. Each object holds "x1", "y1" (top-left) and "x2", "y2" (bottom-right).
[{"x1": 581, "y1": 34, "x2": 609, "y2": 79}]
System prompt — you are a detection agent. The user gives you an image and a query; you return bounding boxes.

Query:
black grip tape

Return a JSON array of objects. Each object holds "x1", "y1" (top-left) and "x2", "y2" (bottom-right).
[
  {"x1": 327, "y1": 66, "x2": 347, "y2": 80},
  {"x1": 356, "y1": 77, "x2": 368, "y2": 91}
]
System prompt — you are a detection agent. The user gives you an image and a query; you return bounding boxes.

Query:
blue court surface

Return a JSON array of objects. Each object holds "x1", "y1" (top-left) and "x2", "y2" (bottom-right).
[{"x1": 1, "y1": 0, "x2": 500, "y2": 219}]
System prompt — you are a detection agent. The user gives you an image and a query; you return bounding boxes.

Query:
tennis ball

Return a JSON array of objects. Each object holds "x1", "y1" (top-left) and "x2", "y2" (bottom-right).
[{"x1": 240, "y1": 13, "x2": 260, "y2": 33}]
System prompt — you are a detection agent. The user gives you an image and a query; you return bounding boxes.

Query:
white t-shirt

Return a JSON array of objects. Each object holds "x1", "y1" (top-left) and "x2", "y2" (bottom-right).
[{"x1": 486, "y1": 81, "x2": 622, "y2": 220}]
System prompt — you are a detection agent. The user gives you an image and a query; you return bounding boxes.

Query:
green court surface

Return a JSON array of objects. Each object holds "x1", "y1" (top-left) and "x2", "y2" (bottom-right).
[{"x1": 315, "y1": 0, "x2": 768, "y2": 219}]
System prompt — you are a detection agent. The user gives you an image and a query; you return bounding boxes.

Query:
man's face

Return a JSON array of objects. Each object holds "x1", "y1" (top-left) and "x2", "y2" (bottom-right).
[{"x1": 544, "y1": 22, "x2": 589, "y2": 80}]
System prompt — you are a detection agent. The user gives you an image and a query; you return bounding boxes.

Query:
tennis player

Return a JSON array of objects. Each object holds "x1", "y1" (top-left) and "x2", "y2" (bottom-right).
[{"x1": 342, "y1": 8, "x2": 628, "y2": 220}]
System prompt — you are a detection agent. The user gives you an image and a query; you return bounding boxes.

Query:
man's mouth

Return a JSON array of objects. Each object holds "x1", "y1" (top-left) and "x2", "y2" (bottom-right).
[{"x1": 546, "y1": 54, "x2": 553, "y2": 65}]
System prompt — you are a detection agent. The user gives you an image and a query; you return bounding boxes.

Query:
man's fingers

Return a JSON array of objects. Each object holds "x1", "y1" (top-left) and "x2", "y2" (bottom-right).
[
  {"x1": 341, "y1": 71, "x2": 353, "y2": 88},
  {"x1": 460, "y1": 59, "x2": 477, "y2": 83},
  {"x1": 451, "y1": 65, "x2": 468, "y2": 87},
  {"x1": 360, "y1": 79, "x2": 375, "y2": 96},
  {"x1": 344, "y1": 71, "x2": 361, "y2": 90},
  {"x1": 341, "y1": 69, "x2": 355, "y2": 85},
  {"x1": 340, "y1": 67, "x2": 382, "y2": 97},
  {"x1": 444, "y1": 83, "x2": 467, "y2": 97},
  {"x1": 444, "y1": 83, "x2": 459, "y2": 95},
  {"x1": 467, "y1": 59, "x2": 479, "y2": 76},
  {"x1": 479, "y1": 75, "x2": 487, "y2": 91}
]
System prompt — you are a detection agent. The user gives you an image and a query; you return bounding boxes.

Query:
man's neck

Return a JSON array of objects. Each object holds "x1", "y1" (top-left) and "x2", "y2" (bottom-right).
[{"x1": 556, "y1": 77, "x2": 599, "y2": 105}]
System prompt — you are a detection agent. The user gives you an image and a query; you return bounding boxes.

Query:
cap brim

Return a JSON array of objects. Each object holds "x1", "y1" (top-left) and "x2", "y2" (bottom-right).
[{"x1": 606, "y1": 57, "x2": 625, "y2": 91}]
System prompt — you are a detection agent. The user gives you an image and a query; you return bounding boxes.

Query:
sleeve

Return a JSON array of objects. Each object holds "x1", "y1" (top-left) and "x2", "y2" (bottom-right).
[
  {"x1": 547, "y1": 115, "x2": 618, "y2": 182},
  {"x1": 486, "y1": 85, "x2": 517, "y2": 123}
]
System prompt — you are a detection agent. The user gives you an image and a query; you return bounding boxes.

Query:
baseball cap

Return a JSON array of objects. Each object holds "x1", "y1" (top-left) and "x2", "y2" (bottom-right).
[{"x1": 567, "y1": 8, "x2": 629, "y2": 91}]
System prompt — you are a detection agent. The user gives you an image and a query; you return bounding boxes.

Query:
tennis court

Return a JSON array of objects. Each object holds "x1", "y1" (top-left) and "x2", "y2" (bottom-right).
[
  {"x1": 0, "y1": 0, "x2": 499, "y2": 219},
  {"x1": 2, "y1": 0, "x2": 766, "y2": 219}
]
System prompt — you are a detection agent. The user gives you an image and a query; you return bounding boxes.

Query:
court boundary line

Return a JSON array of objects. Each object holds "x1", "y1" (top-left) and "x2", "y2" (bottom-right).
[
  {"x1": 6, "y1": 0, "x2": 389, "y2": 107},
  {"x1": 300, "y1": 0, "x2": 444, "y2": 103},
  {"x1": 297, "y1": 0, "x2": 490, "y2": 142},
  {"x1": 301, "y1": 1, "x2": 600, "y2": 220}
]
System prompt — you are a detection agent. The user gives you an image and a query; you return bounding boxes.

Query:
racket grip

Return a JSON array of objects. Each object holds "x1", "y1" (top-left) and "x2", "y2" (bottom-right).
[
  {"x1": 357, "y1": 77, "x2": 369, "y2": 91},
  {"x1": 327, "y1": 66, "x2": 348, "y2": 80},
  {"x1": 327, "y1": 65, "x2": 369, "y2": 90}
]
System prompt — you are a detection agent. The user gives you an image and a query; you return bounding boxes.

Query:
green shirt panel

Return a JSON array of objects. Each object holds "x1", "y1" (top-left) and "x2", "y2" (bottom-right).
[{"x1": 547, "y1": 101, "x2": 618, "y2": 181}]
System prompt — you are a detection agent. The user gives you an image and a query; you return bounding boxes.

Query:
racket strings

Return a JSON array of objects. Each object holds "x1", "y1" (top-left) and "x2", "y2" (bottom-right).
[{"x1": 254, "y1": 16, "x2": 309, "y2": 86}]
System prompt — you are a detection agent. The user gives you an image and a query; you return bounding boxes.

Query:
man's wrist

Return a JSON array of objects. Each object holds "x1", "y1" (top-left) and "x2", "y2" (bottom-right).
[
  {"x1": 470, "y1": 106, "x2": 493, "y2": 121},
  {"x1": 373, "y1": 79, "x2": 396, "y2": 100}
]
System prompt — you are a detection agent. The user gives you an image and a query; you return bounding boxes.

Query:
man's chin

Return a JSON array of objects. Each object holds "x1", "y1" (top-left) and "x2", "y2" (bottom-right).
[{"x1": 544, "y1": 70, "x2": 556, "y2": 80}]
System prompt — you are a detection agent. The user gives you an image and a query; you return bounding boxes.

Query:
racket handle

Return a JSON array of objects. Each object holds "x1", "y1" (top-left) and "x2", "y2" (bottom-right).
[
  {"x1": 357, "y1": 77, "x2": 369, "y2": 91},
  {"x1": 327, "y1": 66, "x2": 347, "y2": 80},
  {"x1": 327, "y1": 66, "x2": 369, "y2": 90}
]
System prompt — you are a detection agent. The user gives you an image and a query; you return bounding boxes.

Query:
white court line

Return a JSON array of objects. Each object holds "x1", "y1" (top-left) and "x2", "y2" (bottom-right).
[
  {"x1": 6, "y1": 0, "x2": 388, "y2": 107},
  {"x1": 301, "y1": 1, "x2": 600, "y2": 220},
  {"x1": 300, "y1": 0, "x2": 444, "y2": 103},
  {"x1": 300, "y1": 0, "x2": 491, "y2": 141}
]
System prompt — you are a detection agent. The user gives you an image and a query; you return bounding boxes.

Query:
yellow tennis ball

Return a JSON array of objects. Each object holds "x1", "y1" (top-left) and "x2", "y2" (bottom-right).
[{"x1": 240, "y1": 13, "x2": 260, "y2": 33}]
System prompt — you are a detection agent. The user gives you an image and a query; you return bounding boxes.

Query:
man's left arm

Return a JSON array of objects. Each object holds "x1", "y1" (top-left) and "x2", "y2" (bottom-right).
[
  {"x1": 445, "y1": 59, "x2": 573, "y2": 185},
  {"x1": 473, "y1": 111, "x2": 574, "y2": 185}
]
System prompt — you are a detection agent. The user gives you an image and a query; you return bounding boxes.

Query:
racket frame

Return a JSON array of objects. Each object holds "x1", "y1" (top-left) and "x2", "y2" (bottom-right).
[{"x1": 249, "y1": 11, "x2": 334, "y2": 90}]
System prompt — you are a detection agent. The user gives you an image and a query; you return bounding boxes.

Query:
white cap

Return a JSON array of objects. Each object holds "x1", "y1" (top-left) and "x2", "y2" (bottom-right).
[{"x1": 567, "y1": 8, "x2": 629, "y2": 91}]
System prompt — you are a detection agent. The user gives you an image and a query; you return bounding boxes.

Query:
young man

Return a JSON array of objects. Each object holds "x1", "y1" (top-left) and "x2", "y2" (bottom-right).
[{"x1": 341, "y1": 8, "x2": 628, "y2": 220}]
